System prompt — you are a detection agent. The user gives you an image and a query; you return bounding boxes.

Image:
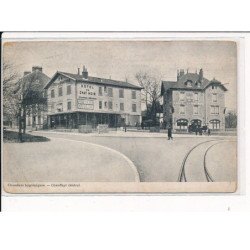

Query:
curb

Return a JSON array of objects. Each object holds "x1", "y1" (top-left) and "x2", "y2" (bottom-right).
[{"x1": 51, "y1": 137, "x2": 141, "y2": 182}]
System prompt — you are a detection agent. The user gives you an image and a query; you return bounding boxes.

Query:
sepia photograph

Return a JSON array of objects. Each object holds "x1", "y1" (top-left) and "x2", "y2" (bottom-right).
[{"x1": 2, "y1": 37, "x2": 238, "y2": 193}]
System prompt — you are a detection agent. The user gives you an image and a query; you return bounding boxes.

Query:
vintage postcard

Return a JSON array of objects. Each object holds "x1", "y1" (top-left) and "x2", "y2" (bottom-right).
[{"x1": 2, "y1": 34, "x2": 238, "y2": 193}]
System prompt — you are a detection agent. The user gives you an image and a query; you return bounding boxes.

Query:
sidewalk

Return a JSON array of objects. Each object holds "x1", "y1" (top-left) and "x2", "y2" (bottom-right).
[{"x1": 34, "y1": 129, "x2": 237, "y2": 139}]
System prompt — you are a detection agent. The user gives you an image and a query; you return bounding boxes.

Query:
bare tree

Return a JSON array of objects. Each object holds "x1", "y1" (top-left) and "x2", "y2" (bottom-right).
[
  {"x1": 135, "y1": 71, "x2": 161, "y2": 122},
  {"x1": 3, "y1": 62, "x2": 20, "y2": 125},
  {"x1": 135, "y1": 71, "x2": 151, "y2": 112}
]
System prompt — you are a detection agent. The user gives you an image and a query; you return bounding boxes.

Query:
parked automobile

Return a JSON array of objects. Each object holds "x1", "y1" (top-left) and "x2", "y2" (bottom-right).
[{"x1": 188, "y1": 124, "x2": 208, "y2": 133}]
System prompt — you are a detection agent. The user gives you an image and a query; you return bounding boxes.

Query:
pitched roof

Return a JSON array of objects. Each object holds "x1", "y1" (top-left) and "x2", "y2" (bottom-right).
[
  {"x1": 44, "y1": 71, "x2": 142, "y2": 90},
  {"x1": 15, "y1": 70, "x2": 50, "y2": 93},
  {"x1": 161, "y1": 72, "x2": 227, "y2": 95}
]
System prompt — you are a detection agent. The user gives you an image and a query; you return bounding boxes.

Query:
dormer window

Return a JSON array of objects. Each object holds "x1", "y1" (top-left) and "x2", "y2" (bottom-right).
[
  {"x1": 195, "y1": 81, "x2": 201, "y2": 88},
  {"x1": 185, "y1": 80, "x2": 192, "y2": 87}
]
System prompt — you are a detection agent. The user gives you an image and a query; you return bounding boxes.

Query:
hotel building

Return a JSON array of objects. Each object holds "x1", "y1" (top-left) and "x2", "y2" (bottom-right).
[{"x1": 44, "y1": 66, "x2": 142, "y2": 128}]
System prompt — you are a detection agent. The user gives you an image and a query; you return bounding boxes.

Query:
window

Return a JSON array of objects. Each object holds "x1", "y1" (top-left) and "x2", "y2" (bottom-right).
[
  {"x1": 180, "y1": 91, "x2": 185, "y2": 101},
  {"x1": 211, "y1": 106, "x2": 219, "y2": 115},
  {"x1": 58, "y1": 86, "x2": 63, "y2": 96},
  {"x1": 104, "y1": 101, "x2": 107, "y2": 108},
  {"x1": 212, "y1": 93, "x2": 217, "y2": 102},
  {"x1": 132, "y1": 104, "x2": 137, "y2": 112},
  {"x1": 99, "y1": 87, "x2": 103, "y2": 96},
  {"x1": 51, "y1": 89, "x2": 55, "y2": 98},
  {"x1": 180, "y1": 105, "x2": 185, "y2": 114},
  {"x1": 104, "y1": 86, "x2": 107, "y2": 93},
  {"x1": 187, "y1": 81, "x2": 192, "y2": 87},
  {"x1": 99, "y1": 101, "x2": 102, "y2": 109},
  {"x1": 108, "y1": 101, "x2": 113, "y2": 110},
  {"x1": 120, "y1": 103, "x2": 124, "y2": 111},
  {"x1": 193, "y1": 105, "x2": 198, "y2": 115},
  {"x1": 209, "y1": 119, "x2": 220, "y2": 130},
  {"x1": 67, "y1": 101, "x2": 71, "y2": 110},
  {"x1": 177, "y1": 119, "x2": 188, "y2": 130},
  {"x1": 108, "y1": 88, "x2": 113, "y2": 97},
  {"x1": 119, "y1": 89, "x2": 124, "y2": 98},
  {"x1": 57, "y1": 103, "x2": 63, "y2": 112},
  {"x1": 67, "y1": 85, "x2": 71, "y2": 95},
  {"x1": 194, "y1": 93, "x2": 198, "y2": 102},
  {"x1": 132, "y1": 90, "x2": 136, "y2": 99}
]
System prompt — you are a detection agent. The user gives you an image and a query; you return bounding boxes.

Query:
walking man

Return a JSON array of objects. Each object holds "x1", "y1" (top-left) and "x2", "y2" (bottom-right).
[
  {"x1": 195, "y1": 126, "x2": 198, "y2": 135},
  {"x1": 167, "y1": 125, "x2": 173, "y2": 140},
  {"x1": 208, "y1": 128, "x2": 211, "y2": 136}
]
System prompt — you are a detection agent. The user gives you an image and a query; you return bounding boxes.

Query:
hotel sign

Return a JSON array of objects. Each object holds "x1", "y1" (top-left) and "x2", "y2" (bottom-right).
[
  {"x1": 78, "y1": 99, "x2": 94, "y2": 110},
  {"x1": 78, "y1": 84, "x2": 97, "y2": 99}
]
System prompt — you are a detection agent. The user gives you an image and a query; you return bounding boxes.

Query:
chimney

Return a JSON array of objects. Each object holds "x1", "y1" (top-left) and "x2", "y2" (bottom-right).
[
  {"x1": 24, "y1": 71, "x2": 31, "y2": 76},
  {"x1": 198, "y1": 68, "x2": 203, "y2": 82},
  {"x1": 82, "y1": 65, "x2": 88, "y2": 79},
  {"x1": 32, "y1": 66, "x2": 42, "y2": 72},
  {"x1": 179, "y1": 69, "x2": 185, "y2": 78},
  {"x1": 177, "y1": 70, "x2": 180, "y2": 80},
  {"x1": 78, "y1": 68, "x2": 80, "y2": 75}
]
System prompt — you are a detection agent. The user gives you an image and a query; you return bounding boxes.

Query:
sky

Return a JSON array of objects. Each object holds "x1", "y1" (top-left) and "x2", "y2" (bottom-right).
[{"x1": 3, "y1": 40, "x2": 237, "y2": 110}]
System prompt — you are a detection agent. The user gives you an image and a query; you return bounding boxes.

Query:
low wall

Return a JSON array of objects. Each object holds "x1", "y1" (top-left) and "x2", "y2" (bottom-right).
[
  {"x1": 78, "y1": 125, "x2": 93, "y2": 133},
  {"x1": 97, "y1": 124, "x2": 109, "y2": 133}
]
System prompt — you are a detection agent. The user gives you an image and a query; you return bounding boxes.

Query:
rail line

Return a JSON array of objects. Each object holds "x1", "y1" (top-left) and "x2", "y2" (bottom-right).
[
  {"x1": 203, "y1": 142, "x2": 222, "y2": 182},
  {"x1": 178, "y1": 140, "x2": 220, "y2": 182}
]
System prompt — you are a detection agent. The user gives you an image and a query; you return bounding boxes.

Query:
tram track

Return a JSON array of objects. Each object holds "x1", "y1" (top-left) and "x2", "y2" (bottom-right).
[{"x1": 178, "y1": 139, "x2": 234, "y2": 182}]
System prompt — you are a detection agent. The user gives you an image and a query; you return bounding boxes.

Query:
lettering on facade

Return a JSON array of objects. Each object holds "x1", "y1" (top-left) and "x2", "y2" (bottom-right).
[
  {"x1": 78, "y1": 99, "x2": 94, "y2": 110},
  {"x1": 78, "y1": 84, "x2": 97, "y2": 98}
]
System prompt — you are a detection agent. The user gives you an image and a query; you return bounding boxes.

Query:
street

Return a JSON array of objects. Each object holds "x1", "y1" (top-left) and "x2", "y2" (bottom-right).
[{"x1": 3, "y1": 130, "x2": 237, "y2": 182}]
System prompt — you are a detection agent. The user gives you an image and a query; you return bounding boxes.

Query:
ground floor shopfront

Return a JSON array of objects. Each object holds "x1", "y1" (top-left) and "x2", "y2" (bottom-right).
[
  {"x1": 173, "y1": 118, "x2": 225, "y2": 131},
  {"x1": 47, "y1": 112, "x2": 141, "y2": 129}
]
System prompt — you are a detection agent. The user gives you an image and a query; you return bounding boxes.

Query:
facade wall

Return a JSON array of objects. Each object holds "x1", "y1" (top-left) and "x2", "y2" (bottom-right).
[
  {"x1": 205, "y1": 85, "x2": 226, "y2": 130},
  {"x1": 26, "y1": 110, "x2": 47, "y2": 130},
  {"x1": 163, "y1": 87, "x2": 226, "y2": 131},
  {"x1": 172, "y1": 90, "x2": 205, "y2": 129},
  {"x1": 47, "y1": 75, "x2": 76, "y2": 115}
]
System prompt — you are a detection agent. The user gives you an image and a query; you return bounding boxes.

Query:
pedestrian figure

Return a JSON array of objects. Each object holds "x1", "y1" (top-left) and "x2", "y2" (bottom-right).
[
  {"x1": 195, "y1": 127, "x2": 198, "y2": 135},
  {"x1": 208, "y1": 128, "x2": 211, "y2": 136},
  {"x1": 199, "y1": 128, "x2": 203, "y2": 135},
  {"x1": 141, "y1": 121, "x2": 144, "y2": 130},
  {"x1": 167, "y1": 125, "x2": 173, "y2": 140}
]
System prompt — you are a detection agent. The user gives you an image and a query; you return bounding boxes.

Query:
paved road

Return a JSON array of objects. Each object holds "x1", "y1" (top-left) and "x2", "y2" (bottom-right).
[
  {"x1": 33, "y1": 131, "x2": 237, "y2": 182},
  {"x1": 181, "y1": 140, "x2": 237, "y2": 182},
  {"x1": 3, "y1": 137, "x2": 139, "y2": 182}
]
